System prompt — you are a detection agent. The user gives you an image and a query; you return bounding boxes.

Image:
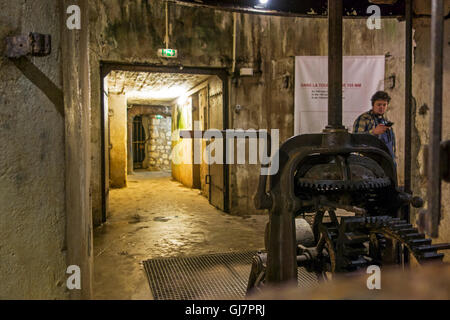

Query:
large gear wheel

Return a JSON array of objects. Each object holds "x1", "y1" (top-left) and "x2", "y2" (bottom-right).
[
  {"x1": 295, "y1": 154, "x2": 393, "y2": 193},
  {"x1": 296, "y1": 177, "x2": 391, "y2": 192}
]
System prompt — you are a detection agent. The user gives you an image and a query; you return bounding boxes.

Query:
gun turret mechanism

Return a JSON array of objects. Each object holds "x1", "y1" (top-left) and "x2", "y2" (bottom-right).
[{"x1": 247, "y1": 129, "x2": 449, "y2": 295}]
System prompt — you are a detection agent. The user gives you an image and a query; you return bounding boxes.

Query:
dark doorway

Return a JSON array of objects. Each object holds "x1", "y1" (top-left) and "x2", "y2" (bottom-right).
[{"x1": 133, "y1": 115, "x2": 146, "y2": 169}]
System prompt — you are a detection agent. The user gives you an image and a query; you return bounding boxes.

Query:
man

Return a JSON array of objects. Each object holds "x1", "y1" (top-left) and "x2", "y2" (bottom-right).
[{"x1": 353, "y1": 91, "x2": 396, "y2": 163}]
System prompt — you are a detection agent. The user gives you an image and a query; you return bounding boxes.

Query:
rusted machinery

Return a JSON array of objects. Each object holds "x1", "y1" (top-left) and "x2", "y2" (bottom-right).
[
  {"x1": 247, "y1": 128, "x2": 449, "y2": 293},
  {"x1": 247, "y1": 0, "x2": 450, "y2": 294}
]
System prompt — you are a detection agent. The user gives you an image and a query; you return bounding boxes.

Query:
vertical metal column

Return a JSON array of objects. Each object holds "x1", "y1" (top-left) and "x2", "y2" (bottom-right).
[
  {"x1": 404, "y1": 0, "x2": 412, "y2": 200},
  {"x1": 327, "y1": 0, "x2": 344, "y2": 129},
  {"x1": 428, "y1": 0, "x2": 444, "y2": 238},
  {"x1": 402, "y1": 0, "x2": 413, "y2": 264}
]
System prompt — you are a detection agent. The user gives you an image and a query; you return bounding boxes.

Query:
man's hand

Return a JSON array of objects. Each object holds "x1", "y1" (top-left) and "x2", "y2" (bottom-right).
[{"x1": 372, "y1": 124, "x2": 390, "y2": 135}]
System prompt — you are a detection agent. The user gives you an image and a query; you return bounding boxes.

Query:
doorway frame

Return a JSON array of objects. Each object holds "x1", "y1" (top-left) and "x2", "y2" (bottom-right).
[{"x1": 99, "y1": 62, "x2": 230, "y2": 223}]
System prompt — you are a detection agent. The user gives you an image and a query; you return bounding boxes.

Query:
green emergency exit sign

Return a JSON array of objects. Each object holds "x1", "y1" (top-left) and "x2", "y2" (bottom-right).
[{"x1": 158, "y1": 48, "x2": 178, "y2": 58}]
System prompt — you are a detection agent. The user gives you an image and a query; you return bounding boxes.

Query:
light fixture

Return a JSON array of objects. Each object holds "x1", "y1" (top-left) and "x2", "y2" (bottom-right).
[
  {"x1": 254, "y1": 0, "x2": 269, "y2": 9},
  {"x1": 177, "y1": 94, "x2": 189, "y2": 105}
]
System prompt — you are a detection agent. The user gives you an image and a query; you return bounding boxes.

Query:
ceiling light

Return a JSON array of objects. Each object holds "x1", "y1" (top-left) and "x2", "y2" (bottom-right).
[{"x1": 254, "y1": 0, "x2": 269, "y2": 9}]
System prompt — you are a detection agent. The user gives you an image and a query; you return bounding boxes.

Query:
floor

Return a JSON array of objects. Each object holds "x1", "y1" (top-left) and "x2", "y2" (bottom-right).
[{"x1": 93, "y1": 171, "x2": 268, "y2": 300}]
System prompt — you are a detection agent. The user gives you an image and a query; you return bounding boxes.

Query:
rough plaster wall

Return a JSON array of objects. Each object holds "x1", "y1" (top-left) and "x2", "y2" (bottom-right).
[
  {"x1": 61, "y1": 0, "x2": 93, "y2": 298},
  {"x1": 109, "y1": 94, "x2": 127, "y2": 188},
  {"x1": 0, "y1": 0, "x2": 67, "y2": 298},
  {"x1": 89, "y1": 0, "x2": 233, "y2": 224},
  {"x1": 172, "y1": 99, "x2": 194, "y2": 188},
  {"x1": 411, "y1": 18, "x2": 450, "y2": 259},
  {"x1": 230, "y1": 17, "x2": 407, "y2": 215},
  {"x1": 88, "y1": 0, "x2": 432, "y2": 219}
]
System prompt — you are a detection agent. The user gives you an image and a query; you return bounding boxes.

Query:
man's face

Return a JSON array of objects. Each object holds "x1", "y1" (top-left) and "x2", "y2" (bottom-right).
[{"x1": 372, "y1": 99, "x2": 388, "y2": 115}]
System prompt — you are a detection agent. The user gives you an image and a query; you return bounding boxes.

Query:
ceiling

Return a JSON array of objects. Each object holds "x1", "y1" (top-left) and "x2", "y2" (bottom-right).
[
  {"x1": 172, "y1": 0, "x2": 406, "y2": 17},
  {"x1": 106, "y1": 71, "x2": 211, "y2": 102}
]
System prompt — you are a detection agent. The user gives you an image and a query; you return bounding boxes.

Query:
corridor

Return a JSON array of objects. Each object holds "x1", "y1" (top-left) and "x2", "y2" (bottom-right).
[{"x1": 93, "y1": 171, "x2": 267, "y2": 299}]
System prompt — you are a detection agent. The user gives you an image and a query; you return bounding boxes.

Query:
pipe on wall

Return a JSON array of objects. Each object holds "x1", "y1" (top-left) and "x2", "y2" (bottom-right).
[
  {"x1": 327, "y1": 0, "x2": 344, "y2": 129},
  {"x1": 427, "y1": 0, "x2": 444, "y2": 238}
]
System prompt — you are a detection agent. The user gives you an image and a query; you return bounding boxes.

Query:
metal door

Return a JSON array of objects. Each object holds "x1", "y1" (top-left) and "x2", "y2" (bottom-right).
[
  {"x1": 133, "y1": 115, "x2": 146, "y2": 169},
  {"x1": 199, "y1": 87, "x2": 210, "y2": 198},
  {"x1": 207, "y1": 77, "x2": 225, "y2": 211},
  {"x1": 102, "y1": 85, "x2": 109, "y2": 222}
]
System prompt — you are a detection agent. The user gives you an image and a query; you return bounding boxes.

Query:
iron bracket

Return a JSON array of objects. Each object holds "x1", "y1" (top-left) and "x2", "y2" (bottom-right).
[{"x1": 5, "y1": 33, "x2": 51, "y2": 58}]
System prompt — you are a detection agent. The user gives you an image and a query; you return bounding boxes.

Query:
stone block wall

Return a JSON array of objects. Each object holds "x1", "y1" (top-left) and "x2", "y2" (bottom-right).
[{"x1": 147, "y1": 115, "x2": 172, "y2": 171}]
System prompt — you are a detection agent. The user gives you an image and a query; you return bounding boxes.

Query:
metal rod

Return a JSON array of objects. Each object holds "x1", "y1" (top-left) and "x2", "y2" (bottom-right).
[
  {"x1": 402, "y1": 0, "x2": 413, "y2": 265},
  {"x1": 165, "y1": 1, "x2": 169, "y2": 49},
  {"x1": 428, "y1": 0, "x2": 444, "y2": 238},
  {"x1": 327, "y1": 0, "x2": 343, "y2": 129},
  {"x1": 100, "y1": 67, "x2": 107, "y2": 223},
  {"x1": 404, "y1": 0, "x2": 412, "y2": 198},
  {"x1": 232, "y1": 12, "x2": 237, "y2": 74}
]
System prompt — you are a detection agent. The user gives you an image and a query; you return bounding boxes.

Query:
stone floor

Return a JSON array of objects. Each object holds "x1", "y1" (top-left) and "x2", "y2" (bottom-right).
[{"x1": 93, "y1": 171, "x2": 268, "y2": 300}]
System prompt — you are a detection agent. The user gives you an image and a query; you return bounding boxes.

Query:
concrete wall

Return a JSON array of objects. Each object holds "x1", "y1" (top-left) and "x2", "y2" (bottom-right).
[
  {"x1": 0, "y1": 0, "x2": 92, "y2": 299},
  {"x1": 109, "y1": 94, "x2": 127, "y2": 188},
  {"x1": 0, "y1": 0, "x2": 67, "y2": 299},
  {"x1": 231, "y1": 16, "x2": 408, "y2": 215},
  {"x1": 88, "y1": 1, "x2": 408, "y2": 218},
  {"x1": 88, "y1": 0, "x2": 450, "y2": 253},
  {"x1": 172, "y1": 97, "x2": 194, "y2": 188},
  {"x1": 88, "y1": 0, "x2": 232, "y2": 224},
  {"x1": 61, "y1": 0, "x2": 93, "y2": 299},
  {"x1": 411, "y1": 17, "x2": 450, "y2": 255}
]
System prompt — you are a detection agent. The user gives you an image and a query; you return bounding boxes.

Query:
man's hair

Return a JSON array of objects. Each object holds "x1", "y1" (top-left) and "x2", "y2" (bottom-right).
[{"x1": 371, "y1": 91, "x2": 391, "y2": 106}]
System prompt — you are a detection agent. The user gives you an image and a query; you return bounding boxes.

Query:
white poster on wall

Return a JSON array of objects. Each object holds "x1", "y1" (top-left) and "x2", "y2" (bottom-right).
[{"x1": 294, "y1": 56, "x2": 385, "y2": 134}]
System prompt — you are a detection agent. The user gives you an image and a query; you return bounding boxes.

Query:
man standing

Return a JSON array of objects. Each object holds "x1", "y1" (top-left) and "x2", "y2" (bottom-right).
[{"x1": 353, "y1": 91, "x2": 396, "y2": 163}]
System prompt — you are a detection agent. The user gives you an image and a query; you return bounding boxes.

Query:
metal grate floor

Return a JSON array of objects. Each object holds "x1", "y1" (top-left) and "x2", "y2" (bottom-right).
[{"x1": 143, "y1": 251, "x2": 319, "y2": 300}]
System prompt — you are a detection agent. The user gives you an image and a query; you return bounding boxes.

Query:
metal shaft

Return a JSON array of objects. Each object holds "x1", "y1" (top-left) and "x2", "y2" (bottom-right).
[
  {"x1": 402, "y1": 0, "x2": 413, "y2": 265},
  {"x1": 327, "y1": 0, "x2": 343, "y2": 129},
  {"x1": 404, "y1": 0, "x2": 412, "y2": 198},
  {"x1": 428, "y1": 0, "x2": 444, "y2": 237}
]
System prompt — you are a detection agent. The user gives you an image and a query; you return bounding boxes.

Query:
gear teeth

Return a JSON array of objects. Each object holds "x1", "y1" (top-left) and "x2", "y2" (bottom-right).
[
  {"x1": 389, "y1": 219, "x2": 407, "y2": 225},
  {"x1": 391, "y1": 223, "x2": 413, "y2": 230},
  {"x1": 417, "y1": 244, "x2": 448, "y2": 253},
  {"x1": 398, "y1": 228, "x2": 417, "y2": 233},
  {"x1": 296, "y1": 177, "x2": 391, "y2": 191},
  {"x1": 349, "y1": 257, "x2": 369, "y2": 267},
  {"x1": 338, "y1": 216, "x2": 447, "y2": 270},
  {"x1": 410, "y1": 238, "x2": 432, "y2": 246},
  {"x1": 420, "y1": 252, "x2": 445, "y2": 262},
  {"x1": 403, "y1": 233, "x2": 425, "y2": 239}
]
